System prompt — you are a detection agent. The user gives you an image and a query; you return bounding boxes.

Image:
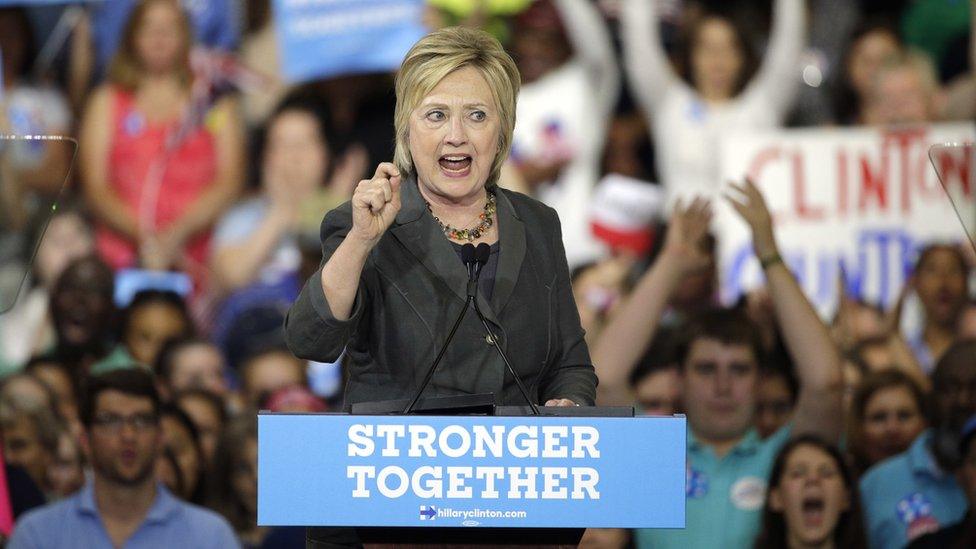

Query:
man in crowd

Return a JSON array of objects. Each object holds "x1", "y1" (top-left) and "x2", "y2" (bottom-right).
[
  {"x1": 908, "y1": 411, "x2": 976, "y2": 547},
  {"x1": 861, "y1": 339, "x2": 976, "y2": 548},
  {"x1": 593, "y1": 181, "x2": 844, "y2": 548},
  {"x1": 8, "y1": 368, "x2": 238, "y2": 548}
]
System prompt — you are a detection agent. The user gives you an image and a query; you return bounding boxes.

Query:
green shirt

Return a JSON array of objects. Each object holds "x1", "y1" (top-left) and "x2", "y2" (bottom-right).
[{"x1": 635, "y1": 425, "x2": 791, "y2": 549}]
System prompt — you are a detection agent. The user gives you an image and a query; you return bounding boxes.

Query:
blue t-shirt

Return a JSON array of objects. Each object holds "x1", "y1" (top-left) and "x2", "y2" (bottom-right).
[
  {"x1": 8, "y1": 481, "x2": 240, "y2": 549},
  {"x1": 635, "y1": 425, "x2": 792, "y2": 549},
  {"x1": 860, "y1": 430, "x2": 968, "y2": 549}
]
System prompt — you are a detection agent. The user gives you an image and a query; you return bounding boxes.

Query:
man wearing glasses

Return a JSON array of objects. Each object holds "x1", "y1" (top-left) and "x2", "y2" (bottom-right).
[{"x1": 7, "y1": 368, "x2": 238, "y2": 548}]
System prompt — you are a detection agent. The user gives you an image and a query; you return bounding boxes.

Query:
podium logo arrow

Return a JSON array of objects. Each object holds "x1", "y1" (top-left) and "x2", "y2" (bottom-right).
[{"x1": 419, "y1": 506, "x2": 437, "y2": 520}]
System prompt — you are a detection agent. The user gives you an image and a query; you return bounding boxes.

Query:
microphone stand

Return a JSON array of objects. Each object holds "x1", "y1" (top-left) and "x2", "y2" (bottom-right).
[
  {"x1": 402, "y1": 243, "x2": 541, "y2": 415},
  {"x1": 402, "y1": 244, "x2": 479, "y2": 414},
  {"x1": 469, "y1": 244, "x2": 541, "y2": 416}
]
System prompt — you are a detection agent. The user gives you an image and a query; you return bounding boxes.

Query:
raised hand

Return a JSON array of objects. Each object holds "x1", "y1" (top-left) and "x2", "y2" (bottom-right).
[
  {"x1": 662, "y1": 196, "x2": 713, "y2": 275},
  {"x1": 350, "y1": 162, "x2": 402, "y2": 246},
  {"x1": 725, "y1": 178, "x2": 778, "y2": 260}
]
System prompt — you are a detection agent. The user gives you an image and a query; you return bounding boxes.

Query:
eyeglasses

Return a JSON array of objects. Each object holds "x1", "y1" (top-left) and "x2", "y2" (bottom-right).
[{"x1": 91, "y1": 413, "x2": 159, "y2": 433}]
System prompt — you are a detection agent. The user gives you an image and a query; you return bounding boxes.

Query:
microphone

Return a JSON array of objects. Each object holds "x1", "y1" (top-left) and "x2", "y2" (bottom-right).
[
  {"x1": 402, "y1": 244, "x2": 481, "y2": 414},
  {"x1": 463, "y1": 243, "x2": 479, "y2": 298},
  {"x1": 470, "y1": 243, "x2": 540, "y2": 415}
]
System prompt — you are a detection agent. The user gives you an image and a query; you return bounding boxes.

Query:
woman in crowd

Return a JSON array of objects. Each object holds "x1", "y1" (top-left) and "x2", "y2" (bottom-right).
[
  {"x1": 25, "y1": 358, "x2": 81, "y2": 435},
  {"x1": 621, "y1": 0, "x2": 805, "y2": 203},
  {"x1": 46, "y1": 430, "x2": 86, "y2": 500},
  {"x1": 0, "y1": 203, "x2": 95, "y2": 375},
  {"x1": 208, "y1": 416, "x2": 265, "y2": 547},
  {"x1": 160, "y1": 403, "x2": 206, "y2": 503},
  {"x1": 508, "y1": 0, "x2": 619, "y2": 267},
  {"x1": 119, "y1": 289, "x2": 195, "y2": 368},
  {"x1": 174, "y1": 387, "x2": 226, "y2": 466},
  {"x1": 209, "y1": 95, "x2": 364, "y2": 338},
  {"x1": 48, "y1": 255, "x2": 117, "y2": 382},
  {"x1": 848, "y1": 369, "x2": 928, "y2": 475},
  {"x1": 755, "y1": 435, "x2": 868, "y2": 548},
  {"x1": 155, "y1": 336, "x2": 228, "y2": 399},
  {"x1": 79, "y1": 0, "x2": 243, "y2": 283},
  {"x1": 832, "y1": 19, "x2": 903, "y2": 124},
  {"x1": 908, "y1": 244, "x2": 969, "y2": 374}
]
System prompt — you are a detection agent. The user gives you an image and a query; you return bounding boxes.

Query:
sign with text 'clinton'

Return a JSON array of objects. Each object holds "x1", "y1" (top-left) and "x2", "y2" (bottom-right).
[
  {"x1": 272, "y1": 0, "x2": 427, "y2": 83},
  {"x1": 715, "y1": 122, "x2": 975, "y2": 316},
  {"x1": 258, "y1": 414, "x2": 685, "y2": 528}
]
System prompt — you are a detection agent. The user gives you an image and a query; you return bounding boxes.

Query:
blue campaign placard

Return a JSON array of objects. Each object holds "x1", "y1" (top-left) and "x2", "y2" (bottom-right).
[
  {"x1": 272, "y1": 0, "x2": 427, "y2": 83},
  {"x1": 258, "y1": 414, "x2": 686, "y2": 528}
]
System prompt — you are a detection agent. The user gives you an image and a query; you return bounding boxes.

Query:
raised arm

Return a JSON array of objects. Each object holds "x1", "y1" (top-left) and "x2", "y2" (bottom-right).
[
  {"x1": 726, "y1": 179, "x2": 843, "y2": 442},
  {"x1": 284, "y1": 163, "x2": 401, "y2": 362},
  {"x1": 741, "y1": 0, "x2": 806, "y2": 117},
  {"x1": 620, "y1": 0, "x2": 680, "y2": 116},
  {"x1": 591, "y1": 199, "x2": 712, "y2": 406},
  {"x1": 553, "y1": 0, "x2": 620, "y2": 119}
]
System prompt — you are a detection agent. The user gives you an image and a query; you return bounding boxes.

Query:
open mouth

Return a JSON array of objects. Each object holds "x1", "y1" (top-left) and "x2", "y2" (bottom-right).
[
  {"x1": 439, "y1": 154, "x2": 472, "y2": 176},
  {"x1": 801, "y1": 495, "x2": 825, "y2": 526}
]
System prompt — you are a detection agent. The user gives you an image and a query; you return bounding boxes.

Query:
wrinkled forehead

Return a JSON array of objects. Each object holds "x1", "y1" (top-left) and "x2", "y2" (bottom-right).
[{"x1": 415, "y1": 66, "x2": 496, "y2": 110}]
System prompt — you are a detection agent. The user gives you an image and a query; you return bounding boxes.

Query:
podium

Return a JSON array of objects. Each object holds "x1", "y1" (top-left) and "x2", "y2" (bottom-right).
[{"x1": 258, "y1": 398, "x2": 686, "y2": 545}]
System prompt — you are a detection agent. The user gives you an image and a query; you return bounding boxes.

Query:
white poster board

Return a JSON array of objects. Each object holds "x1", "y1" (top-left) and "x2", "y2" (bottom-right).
[{"x1": 714, "y1": 123, "x2": 975, "y2": 317}]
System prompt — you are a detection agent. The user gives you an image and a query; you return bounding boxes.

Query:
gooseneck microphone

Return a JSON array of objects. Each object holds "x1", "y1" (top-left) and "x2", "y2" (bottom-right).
[
  {"x1": 469, "y1": 243, "x2": 540, "y2": 415},
  {"x1": 402, "y1": 244, "x2": 481, "y2": 414}
]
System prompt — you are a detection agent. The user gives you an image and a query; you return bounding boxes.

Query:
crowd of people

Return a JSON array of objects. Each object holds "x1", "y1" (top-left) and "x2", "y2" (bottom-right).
[{"x1": 0, "y1": 0, "x2": 974, "y2": 547}]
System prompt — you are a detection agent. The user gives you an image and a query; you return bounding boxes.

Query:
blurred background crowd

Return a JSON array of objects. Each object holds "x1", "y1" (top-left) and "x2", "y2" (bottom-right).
[{"x1": 0, "y1": 0, "x2": 974, "y2": 547}]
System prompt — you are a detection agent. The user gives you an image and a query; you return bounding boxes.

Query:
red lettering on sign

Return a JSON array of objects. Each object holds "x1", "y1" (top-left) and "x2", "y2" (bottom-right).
[
  {"x1": 858, "y1": 154, "x2": 889, "y2": 213},
  {"x1": 791, "y1": 151, "x2": 824, "y2": 220}
]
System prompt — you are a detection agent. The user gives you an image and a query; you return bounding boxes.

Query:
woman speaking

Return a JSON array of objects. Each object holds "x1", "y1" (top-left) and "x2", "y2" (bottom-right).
[{"x1": 284, "y1": 27, "x2": 596, "y2": 410}]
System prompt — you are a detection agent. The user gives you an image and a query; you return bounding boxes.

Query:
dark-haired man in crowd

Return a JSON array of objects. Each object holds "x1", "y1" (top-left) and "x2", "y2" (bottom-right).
[
  {"x1": 908, "y1": 412, "x2": 976, "y2": 548},
  {"x1": 8, "y1": 369, "x2": 238, "y2": 548},
  {"x1": 861, "y1": 339, "x2": 976, "y2": 549},
  {"x1": 593, "y1": 180, "x2": 844, "y2": 548}
]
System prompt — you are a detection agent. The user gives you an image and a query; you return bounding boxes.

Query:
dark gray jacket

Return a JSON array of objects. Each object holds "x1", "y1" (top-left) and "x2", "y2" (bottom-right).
[{"x1": 284, "y1": 179, "x2": 597, "y2": 409}]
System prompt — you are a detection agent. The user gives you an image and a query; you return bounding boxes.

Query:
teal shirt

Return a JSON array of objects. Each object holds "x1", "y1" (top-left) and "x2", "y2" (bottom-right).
[
  {"x1": 859, "y1": 430, "x2": 967, "y2": 549},
  {"x1": 635, "y1": 425, "x2": 791, "y2": 549}
]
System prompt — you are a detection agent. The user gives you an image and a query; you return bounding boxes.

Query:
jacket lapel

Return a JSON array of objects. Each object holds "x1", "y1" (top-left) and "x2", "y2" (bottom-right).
[
  {"x1": 490, "y1": 189, "x2": 525, "y2": 315},
  {"x1": 389, "y1": 179, "x2": 469, "y2": 303},
  {"x1": 388, "y1": 180, "x2": 526, "y2": 323}
]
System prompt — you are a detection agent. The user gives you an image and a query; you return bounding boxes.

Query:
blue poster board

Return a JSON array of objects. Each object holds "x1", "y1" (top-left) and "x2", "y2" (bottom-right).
[
  {"x1": 272, "y1": 0, "x2": 427, "y2": 83},
  {"x1": 258, "y1": 413, "x2": 686, "y2": 528}
]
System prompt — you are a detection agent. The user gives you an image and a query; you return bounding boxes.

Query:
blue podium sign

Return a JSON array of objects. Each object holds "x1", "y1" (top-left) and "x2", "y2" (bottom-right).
[{"x1": 258, "y1": 414, "x2": 686, "y2": 528}]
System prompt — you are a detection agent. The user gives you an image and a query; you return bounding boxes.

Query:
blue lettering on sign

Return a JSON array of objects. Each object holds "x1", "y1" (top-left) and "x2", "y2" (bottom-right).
[{"x1": 724, "y1": 227, "x2": 933, "y2": 309}]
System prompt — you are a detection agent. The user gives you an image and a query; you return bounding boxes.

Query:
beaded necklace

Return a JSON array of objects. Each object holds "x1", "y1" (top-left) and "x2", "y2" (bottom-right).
[{"x1": 425, "y1": 190, "x2": 496, "y2": 242}]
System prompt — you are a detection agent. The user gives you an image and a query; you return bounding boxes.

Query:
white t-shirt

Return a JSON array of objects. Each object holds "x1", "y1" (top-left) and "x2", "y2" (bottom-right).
[
  {"x1": 622, "y1": 0, "x2": 805, "y2": 205},
  {"x1": 513, "y1": 61, "x2": 605, "y2": 268}
]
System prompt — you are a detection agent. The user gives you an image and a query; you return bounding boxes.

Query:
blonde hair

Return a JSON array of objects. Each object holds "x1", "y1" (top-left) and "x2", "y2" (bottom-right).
[
  {"x1": 393, "y1": 27, "x2": 521, "y2": 188},
  {"x1": 107, "y1": 0, "x2": 193, "y2": 91},
  {"x1": 875, "y1": 49, "x2": 940, "y2": 94}
]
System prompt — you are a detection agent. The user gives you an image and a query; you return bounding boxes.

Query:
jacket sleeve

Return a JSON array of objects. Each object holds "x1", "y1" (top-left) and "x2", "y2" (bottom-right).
[
  {"x1": 284, "y1": 203, "x2": 369, "y2": 363},
  {"x1": 536, "y1": 209, "x2": 598, "y2": 406}
]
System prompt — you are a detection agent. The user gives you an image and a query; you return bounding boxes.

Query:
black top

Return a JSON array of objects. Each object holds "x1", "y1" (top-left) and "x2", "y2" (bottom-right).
[{"x1": 284, "y1": 178, "x2": 597, "y2": 409}]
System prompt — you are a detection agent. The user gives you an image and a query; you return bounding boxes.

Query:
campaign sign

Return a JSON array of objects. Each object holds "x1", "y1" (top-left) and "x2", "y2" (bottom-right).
[
  {"x1": 258, "y1": 414, "x2": 686, "y2": 528},
  {"x1": 272, "y1": 0, "x2": 427, "y2": 83},
  {"x1": 715, "y1": 123, "x2": 976, "y2": 316}
]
